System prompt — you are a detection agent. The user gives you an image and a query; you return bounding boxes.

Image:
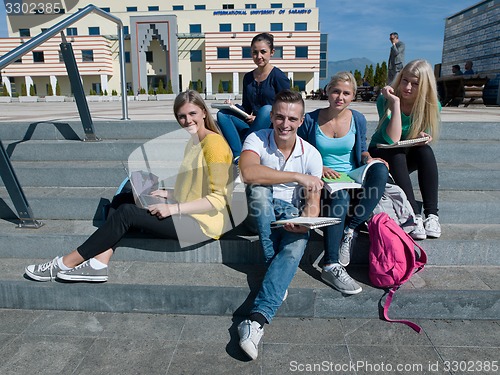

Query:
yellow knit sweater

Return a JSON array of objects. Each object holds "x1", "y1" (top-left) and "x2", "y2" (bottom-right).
[{"x1": 173, "y1": 133, "x2": 233, "y2": 239}]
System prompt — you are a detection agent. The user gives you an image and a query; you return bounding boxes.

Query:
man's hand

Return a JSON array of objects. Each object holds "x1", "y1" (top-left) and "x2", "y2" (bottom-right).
[
  {"x1": 296, "y1": 174, "x2": 324, "y2": 193},
  {"x1": 283, "y1": 223, "x2": 309, "y2": 233}
]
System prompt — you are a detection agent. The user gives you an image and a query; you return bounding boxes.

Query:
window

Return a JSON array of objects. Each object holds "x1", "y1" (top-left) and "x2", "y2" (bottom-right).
[
  {"x1": 125, "y1": 52, "x2": 131, "y2": 63},
  {"x1": 126, "y1": 7, "x2": 137, "y2": 12},
  {"x1": 293, "y1": 2, "x2": 305, "y2": 7},
  {"x1": 66, "y1": 27, "x2": 78, "y2": 36},
  {"x1": 217, "y1": 47, "x2": 230, "y2": 59},
  {"x1": 245, "y1": 3, "x2": 257, "y2": 8},
  {"x1": 243, "y1": 23, "x2": 255, "y2": 32},
  {"x1": 88, "y1": 27, "x2": 100, "y2": 35},
  {"x1": 91, "y1": 83, "x2": 102, "y2": 94},
  {"x1": 294, "y1": 80, "x2": 306, "y2": 91},
  {"x1": 295, "y1": 46, "x2": 308, "y2": 58},
  {"x1": 33, "y1": 51, "x2": 44, "y2": 63},
  {"x1": 19, "y1": 29, "x2": 31, "y2": 37},
  {"x1": 172, "y1": 5, "x2": 184, "y2": 10},
  {"x1": 145, "y1": 51, "x2": 153, "y2": 63},
  {"x1": 148, "y1": 6, "x2": 159, "y2": 11},
  {"x1": 242, "y1": 47, "x2": 251, "y2": 59},
  {"x1": 190, "y1": 50, "x2": 202, "y2": 62},
  {"x1": 82, "y1": 50, "x2": 94, "y2": 62},
  {"x1": 274, "y1": 46, "x2": 283, "y2": 59},
  {"x1": 295, "y1": 22, "x2": 307, "y2": 31},
  {"x1": 194, "y1": 4, "x2": 206, "y2": 9},
  {"x1": 101, "y1": 7, "x2": 110, "y2": 12},
  {"x1": 219, "y1": 24, "x2": 231, "y2": 32},
  {"x1": 123, "y1": 26, "x2": 129, "y2": 35},
  {"x1": 270, "y1": 23, "x2": 283, "y2": 31},
  {"x1": 190, "y1": 24, "x2": 202, "y2": 33},
  {"x1": 222, "y1": 4, "x2": 235, "y2": 9},
  {"x1": 270, "y1": 3, "x2": 282, "y2": 8}
]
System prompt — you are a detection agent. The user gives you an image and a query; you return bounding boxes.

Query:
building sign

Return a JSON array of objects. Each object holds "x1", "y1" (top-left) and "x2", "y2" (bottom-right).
[{"x1": 213, "y1": 9, "x2": 312, "y2": 16}]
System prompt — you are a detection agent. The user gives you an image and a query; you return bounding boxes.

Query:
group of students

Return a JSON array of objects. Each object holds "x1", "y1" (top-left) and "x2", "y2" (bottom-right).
[{"x1": 24, "y1": 33, "x2": 442, "y2": 361}]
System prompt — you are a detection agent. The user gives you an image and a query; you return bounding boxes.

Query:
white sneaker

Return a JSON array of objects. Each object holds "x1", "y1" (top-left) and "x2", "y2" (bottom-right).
[
  {"x1": 424, "y1": 214, "x2": 441, "y2": 238},
  {"x1": 410, "y1": 215, "x2": 427, "y2": 240},
  {"x1": 237, "y1": 319, "x2": 264, "y2": 360}
]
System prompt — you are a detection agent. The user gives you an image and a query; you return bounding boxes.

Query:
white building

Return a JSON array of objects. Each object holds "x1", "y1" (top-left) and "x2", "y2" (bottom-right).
[{"x1": 0, "y1": 0, "x2": 327, "y2": 97}]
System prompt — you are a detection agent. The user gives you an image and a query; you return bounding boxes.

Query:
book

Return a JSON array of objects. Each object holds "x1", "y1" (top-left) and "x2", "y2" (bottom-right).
[
  {"x1": 376, "y1": 136, "x2": 430, "y2": 149},
  {"x1": 323, "y1": 160, "x2": 384, "y2": 194},
  {"x1": 271, "y1": 216, "x2": 341, "y2": 229},
  {"x1": 211, "y1": 103, "x2": 251, "y2": 120}
]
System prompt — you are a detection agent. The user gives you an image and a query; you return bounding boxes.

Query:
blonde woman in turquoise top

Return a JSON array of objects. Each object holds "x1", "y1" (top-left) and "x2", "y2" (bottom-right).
[{"x1": 369, "y1": 59, "x2": 442, "y2": 240}]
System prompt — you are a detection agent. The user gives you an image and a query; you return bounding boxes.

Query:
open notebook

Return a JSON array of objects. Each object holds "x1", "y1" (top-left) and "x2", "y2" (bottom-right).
[
  {"x1": 271, "y1": 217, "x2": 341, "y2": 230},
  {"x1": 323, "y1": 160, "x2": 384, "y2": 194},
  {"x1": 376, "y1": 136, "x2": 430, "y2": 149},
  {"x1": 211, "y1": 103, "x2": 251, "y2": 120}
]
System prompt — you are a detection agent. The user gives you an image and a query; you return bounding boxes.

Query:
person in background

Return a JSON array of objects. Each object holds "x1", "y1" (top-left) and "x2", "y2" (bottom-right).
[
  {"x1": 452, "y1": 64, "x2": 463, "y2": 76},
  {"x1": 464, "y1": 60, "x2": 475, "y2": 75},
  {"x1": 25, "y1": 90, "x2": 233, "y2": 282},
  {"x1": 369, "y1": 59, "x2": 441, "y2": 240},
  {"x1": 298, "y1": 72, "x2": 389, "y2": 295},
  {"x1": 217, "y1": 32, "x2": 290, "y2": 164},
  {"x1": 237, "y1": 90, "x2": 323, "y2": 360},
  {"x1": 387, "y1": 32, "x2": 405, "y2": 84}
]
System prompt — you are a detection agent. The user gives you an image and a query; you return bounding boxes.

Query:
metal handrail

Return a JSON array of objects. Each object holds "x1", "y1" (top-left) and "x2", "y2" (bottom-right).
[{"x1": 0, "y1": 4, "x2": 129, "y2": 120}]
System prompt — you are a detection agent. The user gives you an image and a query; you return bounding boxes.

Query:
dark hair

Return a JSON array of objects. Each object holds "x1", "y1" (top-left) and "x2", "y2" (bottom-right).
[
  {"x1": 452, "y1": 64, "x2": 461, "y2": 70},
  {"x1": 390, "y1": 32, "x2": 399, "y2": 38},
  {"x1": 272, "y1": 89, "x2": 305, "y2": 116},
  {"x1": 251, "y1": 32, "x2": 274, "y2": 50}
]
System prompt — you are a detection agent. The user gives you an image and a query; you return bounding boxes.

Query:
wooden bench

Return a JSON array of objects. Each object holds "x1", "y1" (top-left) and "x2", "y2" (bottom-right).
[{"x1": 437, "y1": 74, "x2": 489, "y2": 107}]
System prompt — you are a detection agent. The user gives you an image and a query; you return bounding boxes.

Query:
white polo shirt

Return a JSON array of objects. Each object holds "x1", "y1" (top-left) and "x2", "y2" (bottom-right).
[{"x1": 242, "y1": 129, "x2": 323, "y2": 205}]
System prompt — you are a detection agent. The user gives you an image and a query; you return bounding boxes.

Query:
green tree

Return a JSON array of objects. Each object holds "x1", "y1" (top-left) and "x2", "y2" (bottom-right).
[
  {"x1": 55, "y1": 81, "x2": 61, "y2": 96},
  {"x1": 21, "y1": 83, "x2": 27, "y2": 96},
  {"x1": 166, "y1": 79, "x2": 173, "y2": 94},
  {"x1": 197, "y1": 79, "x2": 203, "y2": 93},
  {"x1": 228, "y1": 79, "x2": 233, "y2": 93},
  {"x1": 29, "y1": 84, "x2": 36, "y2": 96},
  {"x1": 148, "y1": 86, "x2": 154, "y2": 95},
  {"x1": 1, "y1": 83, "x2": 10, "y2": 96},
  {"x1": 218, "y1": 80, "x2": 224, "y2": 93},
  {"x1": 157, "y1": 79, "x2": 166, "y2": 94},
  {"x1": 47, "y1": 83, "x2": 54, "y2": 96},
  {"x1": 353, "y1": 70, "x2": 362, "y2": 86},
  {"x1": 363, "y1": 65, "x2": 374, "y2": 86}
]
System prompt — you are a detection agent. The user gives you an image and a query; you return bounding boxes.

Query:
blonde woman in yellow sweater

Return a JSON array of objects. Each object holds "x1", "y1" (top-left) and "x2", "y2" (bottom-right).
[{"x1": 25, "y1": 90, "x2": 233, "y2": 282}]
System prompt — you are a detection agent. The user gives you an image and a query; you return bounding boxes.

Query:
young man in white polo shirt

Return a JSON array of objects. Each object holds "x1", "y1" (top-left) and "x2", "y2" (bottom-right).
[{"x1": 237, "y1": 90, "x2": 324, "y2": 360}]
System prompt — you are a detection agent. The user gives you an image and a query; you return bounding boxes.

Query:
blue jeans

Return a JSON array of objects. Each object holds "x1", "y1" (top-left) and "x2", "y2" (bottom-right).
[
  {"x1": 323, "y1": 162, "x2": 388, "y2": 264},
  {"x1": 217, "y1": 105, "x2": 272, "y2": 159},
  {"x1": 245, "y1": 184, "x2": 310, "y2": 324}
]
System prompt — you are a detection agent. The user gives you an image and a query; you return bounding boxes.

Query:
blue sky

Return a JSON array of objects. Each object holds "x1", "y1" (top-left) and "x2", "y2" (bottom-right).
[
  {"x1": 1, "y1": 0, "x2": 479, "y2": 65},
  {"x1": 317, "y1": 0, "x2": 479, "y2": 66}
]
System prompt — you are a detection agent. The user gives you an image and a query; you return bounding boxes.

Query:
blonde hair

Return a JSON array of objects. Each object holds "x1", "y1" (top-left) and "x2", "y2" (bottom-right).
[
  {"x1": 326, "y1": 71, "x2": 357, "y2": 96},
  {"x1": 379, "y1": 59, "x2": 440, "y2": 140},
  {"x1": 173, "y1": 90, "x2": 221, "y2": 135}
]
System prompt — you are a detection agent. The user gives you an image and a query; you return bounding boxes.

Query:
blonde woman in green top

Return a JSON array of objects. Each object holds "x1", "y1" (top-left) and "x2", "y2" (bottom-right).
[
  {"x1": 369, "y1": 59, "x2": 441, "y2": 240},
  {"x1": 25, "y1": 90, "x2": 233, "y2": 282}
]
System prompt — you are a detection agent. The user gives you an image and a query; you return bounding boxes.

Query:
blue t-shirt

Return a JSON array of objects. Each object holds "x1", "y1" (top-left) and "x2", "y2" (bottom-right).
[
  {"x1": 315, "y1": 117, "x2": 356, "y2": 173},
  {"x1": 241, "y1": 66, "x2": 290, "y2": 115}
]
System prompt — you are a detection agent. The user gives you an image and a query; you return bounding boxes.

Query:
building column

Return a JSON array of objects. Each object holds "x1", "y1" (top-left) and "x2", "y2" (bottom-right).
[
  {"x1": 50, "y1": 75, "x2": 57, "y2": 96},
  {"x1": 313, "y1": 71, "x2": 320, "y2": 91},
  {"x1": 100, "y1": 74, "x2": 109, "y2": 94},
  {"x1": 206, "y1": 72, "x2": 213, "y2": 95},
  {"x1": 232, "y1": 72, "x2": 239, "y2": 95},
  {"x1": 25, "y1": 76, "x2": 34, "y2": 96},
  {"x1": 1, "y1": 76, "x2": 12, "y2": 96},
  {"x1": 287, "y1": 72, "x2": 294, "y2": 88}
]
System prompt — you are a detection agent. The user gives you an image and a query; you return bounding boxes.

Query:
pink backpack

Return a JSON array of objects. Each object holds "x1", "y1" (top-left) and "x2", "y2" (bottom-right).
[{"x1": 368, "y1": 212, "x2": 427, "y2": 332}]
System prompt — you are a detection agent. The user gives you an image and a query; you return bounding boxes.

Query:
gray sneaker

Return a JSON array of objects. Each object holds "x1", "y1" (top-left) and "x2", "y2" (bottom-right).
[
  {"x1": 238, "y1": 319, "x2": 264, "y2": 360},
  {"x1": 25, "y1": 257, "x2": 62, "y2": 281},
  {"x1": 321, "y1": 264, "x2": 362, "y2": 295},
  {"x1": 338, "y1": 228, "x2": 354, "y2": 266},
  {"x1": 57, "y1": 260, "x2": 108, "y2": 282}
]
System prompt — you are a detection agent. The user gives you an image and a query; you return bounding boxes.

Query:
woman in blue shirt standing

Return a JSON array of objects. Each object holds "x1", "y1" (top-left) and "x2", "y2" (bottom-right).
[{"x1": 217, "y1": 32, "x2": 290, "y2": 163}]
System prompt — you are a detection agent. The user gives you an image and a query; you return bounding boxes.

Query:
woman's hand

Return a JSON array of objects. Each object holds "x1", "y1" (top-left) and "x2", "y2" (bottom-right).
[
  {"x1": 148, "y1": 203, "x2": 174, "y2": 219},
  {"x1": 419, "y1": 131, "x2": 432, "y2": 144},
  {"x1": 381, "y1": 85, "x2": 400, "y2": 105},
  {"x1": 322, "y1": 167, "x2": 341, "y2": 180},
  {"x1": 362, "y1": 154, "x2": 390, "y2": 170},
  {"x1": 283, "y1": 223, "x2": 309, "y2": 234},
  {"x1": 150, "y1": 189, "x2": 169, "y2": 198},
  {"x1": 245, "y1": 114, "x2": 256, "y2": 124}
]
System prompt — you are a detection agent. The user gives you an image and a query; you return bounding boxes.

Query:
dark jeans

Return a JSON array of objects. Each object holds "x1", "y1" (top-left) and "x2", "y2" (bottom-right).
[
  {"x1": 322, "y1": 162, "x2": 388, "y2": 264},
  {"x1": 369, "y1": 144, "x2": 439, "y2": 217},
  {"x1": 77, "y1": 192, "x2": 208, "y2": 259}
]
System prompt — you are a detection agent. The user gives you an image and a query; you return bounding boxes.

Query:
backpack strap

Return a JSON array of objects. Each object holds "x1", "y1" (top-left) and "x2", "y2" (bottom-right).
[{"x1": 381, "y1": 288, "x2": 422, "y2": 333}]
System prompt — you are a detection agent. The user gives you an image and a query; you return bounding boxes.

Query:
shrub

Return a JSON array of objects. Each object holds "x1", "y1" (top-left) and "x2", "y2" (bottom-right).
[
  {"x1": 166, "y1": 80, "x2": 173, "y2": 94},
  {"x1": 112, "y1": 89, "x2": 118, "y2": 96},
  {"x1": 218, "y1": 80, "x2": 224, "y2": 93},
  {"x1": 47, "y1": 83, "x2": 54, "y2": 96},
  {"x1": 29, "y1": 84, "x2": 36, "y2": 96},
  {"x1": 21, "y1": 83, "x2": 27, "y2": 96},
  {"x1": 55, "y1": 81, "x2": 61, "y2": 96},
  {"x1": 1, "y1": 83, "x2": 10, "y2": 96}
]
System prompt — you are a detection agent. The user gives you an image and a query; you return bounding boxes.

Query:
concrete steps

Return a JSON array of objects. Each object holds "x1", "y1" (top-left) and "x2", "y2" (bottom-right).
[{"x1": 0, "y1": 120, "x2": 499, "y2": 320}]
